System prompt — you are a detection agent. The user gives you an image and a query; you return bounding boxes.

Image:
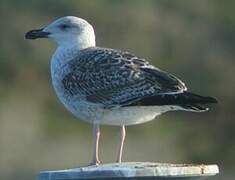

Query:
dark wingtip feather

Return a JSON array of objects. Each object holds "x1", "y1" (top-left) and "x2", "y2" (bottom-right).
[
  {"x1": 203, "y1": 96, "x2": 218, "y2": 104},
  {"x1": 123, "y1": 91, "x2": 218, "y2": 107},
  {"x1": 183, "y1": 92, "x2": 218, "y2": 104}
]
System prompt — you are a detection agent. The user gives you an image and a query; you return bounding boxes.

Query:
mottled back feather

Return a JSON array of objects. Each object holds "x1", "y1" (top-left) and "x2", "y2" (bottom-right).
[{"x1": 62, "y1": 47, "x2": 187, "y2": 108}]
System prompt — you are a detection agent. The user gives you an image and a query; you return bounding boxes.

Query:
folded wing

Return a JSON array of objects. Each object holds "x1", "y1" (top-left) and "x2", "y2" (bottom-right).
[{"x1": 62, "y1": 47, "x2": 187, "y2": 108}]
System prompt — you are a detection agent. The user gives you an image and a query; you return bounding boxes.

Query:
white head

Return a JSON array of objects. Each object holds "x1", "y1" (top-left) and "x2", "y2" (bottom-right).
[{"x1": 26, "y1": 16, "x2": 96, "y2": 49}]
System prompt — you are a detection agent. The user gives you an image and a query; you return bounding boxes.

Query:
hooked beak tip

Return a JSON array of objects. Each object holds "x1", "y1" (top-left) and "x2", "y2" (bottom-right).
[{"x1": 25, "y1": 28, "x2": 50, "y2": 40}]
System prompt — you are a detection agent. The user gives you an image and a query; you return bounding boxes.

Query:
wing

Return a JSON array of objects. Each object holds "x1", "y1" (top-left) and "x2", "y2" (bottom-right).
[{"x1": 62, "y1": 47, "x2": 187, "y2": 108}]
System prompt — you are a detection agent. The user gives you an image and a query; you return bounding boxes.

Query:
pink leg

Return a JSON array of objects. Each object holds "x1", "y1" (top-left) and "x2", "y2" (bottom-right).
[
  {"x1": 116, "y1": 125, "x2": 126, "y2": 163},
  {"x1": 91, "y1": 123, "x2": 101, "y2": 165}
]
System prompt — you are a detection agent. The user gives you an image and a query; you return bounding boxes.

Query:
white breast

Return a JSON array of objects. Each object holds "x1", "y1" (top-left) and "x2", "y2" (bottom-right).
[
  {"x1": 50, "y1": 47, "x2": 105, "y2": 123},
  {"x1": 100, "y1": 105, "x2": 174, "y2": 126}
]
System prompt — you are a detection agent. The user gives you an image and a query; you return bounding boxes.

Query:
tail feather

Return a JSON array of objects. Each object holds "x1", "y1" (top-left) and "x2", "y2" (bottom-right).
[
  {"x1": 126, "y1": 91, "x2": 218, "y2": 109},
  {"x1": 175, "y1": 92, "x2": 217, "y2": 112},
  {"x1": 180, "y1": 104, "x2": 208, "y2": 112}
]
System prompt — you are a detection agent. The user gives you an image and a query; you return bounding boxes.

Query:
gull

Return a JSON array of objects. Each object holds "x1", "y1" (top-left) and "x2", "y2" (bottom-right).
[{"x1": 25, "y1": 16, "x2": 217, "y2": 165}]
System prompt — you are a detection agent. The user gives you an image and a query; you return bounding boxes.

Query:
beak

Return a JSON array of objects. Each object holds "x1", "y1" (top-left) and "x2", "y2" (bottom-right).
[{"x1": 25, "y1": 28, "x2": 50, "y2": 40}]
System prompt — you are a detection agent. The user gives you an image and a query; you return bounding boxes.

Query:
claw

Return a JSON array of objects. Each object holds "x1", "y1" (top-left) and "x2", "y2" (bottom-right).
[{"x1": 89, "y1": 159, "x2": 101, "y2": 166}]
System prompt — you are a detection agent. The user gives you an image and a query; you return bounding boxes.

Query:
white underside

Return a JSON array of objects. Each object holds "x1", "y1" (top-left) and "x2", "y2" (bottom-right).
[
  {"x1": 62, "y1": 100, "x2": 179, "y2": 126},
  {"x1": 99, "y1": 106, "x2": 172, "y2": 126}
]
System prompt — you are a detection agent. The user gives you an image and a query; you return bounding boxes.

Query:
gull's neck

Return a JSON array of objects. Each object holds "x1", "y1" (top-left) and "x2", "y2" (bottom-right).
[
  {"x1": 53, "y1": 33, "x2": 96, "y2": 62},
  {"x1": 58, "y1": 36, "x2": 96, "y2": 51},
  {"x1": 52, "y1": 42, "x2": 95, "y2": 71}
]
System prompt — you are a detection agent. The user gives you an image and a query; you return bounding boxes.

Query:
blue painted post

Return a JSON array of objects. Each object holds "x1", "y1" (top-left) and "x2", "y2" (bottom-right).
[{"x1": 38, "y1": 162, "x2": 219, "y2": 180}]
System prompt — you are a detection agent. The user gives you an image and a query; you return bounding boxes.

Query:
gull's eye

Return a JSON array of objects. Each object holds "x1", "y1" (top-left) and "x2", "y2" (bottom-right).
[{"x1": 59, "y1": 24, "x2": 70, "y2": 30}]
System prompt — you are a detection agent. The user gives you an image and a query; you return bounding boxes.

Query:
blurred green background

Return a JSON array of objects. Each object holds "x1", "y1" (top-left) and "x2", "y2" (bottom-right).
[{"x1": 0, "y1": 0, "x2": 234, "y2": 179}]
